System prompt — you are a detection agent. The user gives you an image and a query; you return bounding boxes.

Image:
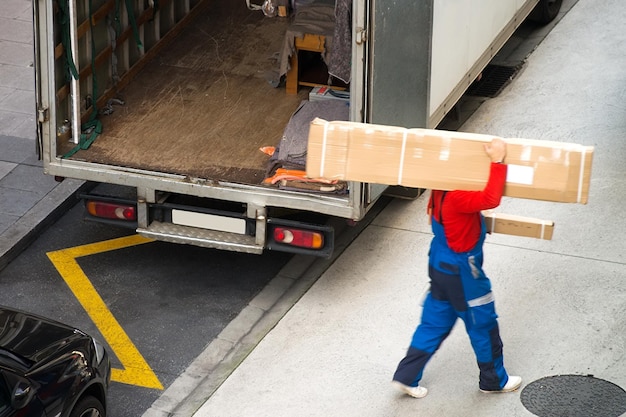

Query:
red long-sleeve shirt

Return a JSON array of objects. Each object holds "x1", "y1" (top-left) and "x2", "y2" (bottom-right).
[{"x1": 428, "y1": 163, "x2": 507, "y2": 253}]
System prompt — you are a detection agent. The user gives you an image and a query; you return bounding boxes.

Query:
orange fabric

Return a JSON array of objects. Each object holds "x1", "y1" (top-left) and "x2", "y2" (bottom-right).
[{"x1": 263, "y1": 168, "x2": 339, "y2": 185}]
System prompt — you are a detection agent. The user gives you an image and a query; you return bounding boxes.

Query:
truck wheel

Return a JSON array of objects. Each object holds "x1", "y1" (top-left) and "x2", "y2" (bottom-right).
[
  {"x1": 528, "y1": 0, "x2": 562, "y2": 24},
  {"x1": 69, "y1": 396, "x2": 105, "y2": 417}
]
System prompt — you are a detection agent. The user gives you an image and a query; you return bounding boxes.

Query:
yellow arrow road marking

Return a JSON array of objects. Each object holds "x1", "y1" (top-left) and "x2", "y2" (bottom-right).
[{"x1": 47, "y1": 234, "x2": 163, "y2": 390}]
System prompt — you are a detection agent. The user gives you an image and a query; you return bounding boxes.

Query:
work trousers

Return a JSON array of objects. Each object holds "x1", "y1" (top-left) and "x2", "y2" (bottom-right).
[{"x1": 393, "y1": 265, "x2": 509, "y2": 391}]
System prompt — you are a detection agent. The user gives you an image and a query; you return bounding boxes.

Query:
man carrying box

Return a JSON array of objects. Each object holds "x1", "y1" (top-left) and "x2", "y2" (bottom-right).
[{"x1": 392, "y1": 138, "x2": 522, "y2": 398}]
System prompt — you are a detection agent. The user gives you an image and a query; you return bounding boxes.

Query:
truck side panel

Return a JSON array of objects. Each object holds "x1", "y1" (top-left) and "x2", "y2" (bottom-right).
[
  {"x1": 429, "y1": 0, "x2": 540, "y2": 125},
  {"x1": 368, "y1": 0, "x2": 540, "y2": 129}
]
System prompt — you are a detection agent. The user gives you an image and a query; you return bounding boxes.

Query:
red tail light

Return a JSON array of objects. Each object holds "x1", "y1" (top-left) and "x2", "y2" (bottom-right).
[
  {"x1": 273, "y1": 227, "x2": 324, "y2": 249},
  {"x1": 86, "y1": 201, "x2": 136, "y2": 221}
]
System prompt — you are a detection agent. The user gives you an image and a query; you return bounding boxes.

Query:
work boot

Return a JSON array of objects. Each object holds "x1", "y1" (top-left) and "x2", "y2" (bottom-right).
[
  {"x1": 392, "y1": 381, "x2": 428, "y2": 398},
  {"x1": 480, "y1": 375, "x2": 522, "y2": 393}
]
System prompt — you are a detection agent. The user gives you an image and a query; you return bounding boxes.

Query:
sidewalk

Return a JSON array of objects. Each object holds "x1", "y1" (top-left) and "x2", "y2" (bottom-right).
[
  {"x1": 186, "y1": 0, "x2": 626, "y2": 416},
  {"x1": 0, "y1": 0, "x2": 84, "y2": 270}
]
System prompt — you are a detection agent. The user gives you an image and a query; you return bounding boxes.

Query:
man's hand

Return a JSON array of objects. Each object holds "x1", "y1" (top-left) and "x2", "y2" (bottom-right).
[{"x1": 485, "y1": 138, "x2": 507, "y2": 163}]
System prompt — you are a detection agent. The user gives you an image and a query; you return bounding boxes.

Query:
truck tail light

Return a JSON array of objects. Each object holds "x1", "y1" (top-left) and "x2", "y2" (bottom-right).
[
  {"x1": 273, "y1": 227, "x2": 323, "y2": 249},
  {"x1": 86, "y1": 201, "x2": 136, "y2": 221}
]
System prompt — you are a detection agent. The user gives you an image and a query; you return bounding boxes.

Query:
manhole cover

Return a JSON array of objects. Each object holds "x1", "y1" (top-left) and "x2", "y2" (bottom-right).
[
  {"x1": 521, "y1": 375, "x2": 626, "y2": 417},
  {"x1": 466, "y1": 64, "x2": 520, "y2": 98}
]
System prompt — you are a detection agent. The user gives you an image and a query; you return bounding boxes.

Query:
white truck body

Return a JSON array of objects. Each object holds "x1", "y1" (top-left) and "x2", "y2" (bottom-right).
[{"x1": 32, "y1": 0, "x2": 559, "y2": 256}]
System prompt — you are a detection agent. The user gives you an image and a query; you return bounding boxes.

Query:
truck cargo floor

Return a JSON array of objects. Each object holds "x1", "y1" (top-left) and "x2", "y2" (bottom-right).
[{"x1": 59, "y1": 0, "x2": 308, "y2": 185}]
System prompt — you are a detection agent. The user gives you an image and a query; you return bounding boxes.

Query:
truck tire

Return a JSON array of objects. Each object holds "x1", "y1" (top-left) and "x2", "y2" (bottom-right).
[
  {"x1": 529, "y1": 0, "x2": 562, "y2": 24},
  {"x1": 384, "y1": 186, "x2": 424, "y2": 200}
]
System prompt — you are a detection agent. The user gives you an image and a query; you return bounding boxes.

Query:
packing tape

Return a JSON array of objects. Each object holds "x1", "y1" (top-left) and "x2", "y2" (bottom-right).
[
  {"x1": 577, "y1": 148, "x2": 586, "y2": 203},
  {"x1": 398, "y1": 129, "x2": 408, "y2": 184},
  {"x1": 320, "y1": 120, "x2": 330, "y2": 177},
  {"x1": 491, "y1": 213, "x2": 496, "y2": 233},
  {"x1": 540, "y1": 220, "x2": 553, "y2": 240}
]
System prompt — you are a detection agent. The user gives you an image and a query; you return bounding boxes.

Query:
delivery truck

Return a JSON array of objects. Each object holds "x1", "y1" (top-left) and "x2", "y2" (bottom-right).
[{"x1": 32, "y1": 0, "x2": 562, "y2": 257}]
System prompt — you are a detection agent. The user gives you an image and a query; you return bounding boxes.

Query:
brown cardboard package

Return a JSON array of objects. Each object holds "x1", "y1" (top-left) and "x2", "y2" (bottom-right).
[
  {"x1": 482, "y1": 211, "x2": 554, "y2": 240},
  {"x1": 306, "y1": 119, "x2": 594, "y2": 204}
]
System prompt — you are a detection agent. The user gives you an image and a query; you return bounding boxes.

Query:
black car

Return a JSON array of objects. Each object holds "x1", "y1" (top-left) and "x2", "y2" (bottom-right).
[{"x1": 0, "y1": 306, "x2": 110, "y2": 417}]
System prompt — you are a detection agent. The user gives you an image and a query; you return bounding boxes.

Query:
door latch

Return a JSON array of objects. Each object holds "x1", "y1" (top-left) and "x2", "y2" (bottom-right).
[
  {"x1": 355, "y1": 27, "x2": 367, "y2": 45},
  {"x1": 37, "y1": 106, "x2": 49, "y2": 123}
]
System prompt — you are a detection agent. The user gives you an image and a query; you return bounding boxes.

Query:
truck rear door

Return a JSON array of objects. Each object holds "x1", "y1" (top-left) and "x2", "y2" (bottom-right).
[{"x1": 32, "y1": 0, "x2": 54, "y2": 162}]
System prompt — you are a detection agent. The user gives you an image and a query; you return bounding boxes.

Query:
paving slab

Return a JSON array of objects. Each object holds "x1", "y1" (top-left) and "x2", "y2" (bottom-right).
[
  {"x1": 191, "y1": 0, "x2": 626, "y2": 416},
  {"x1": 0, "y1": 0, "x2": 86, "y2": 271}
]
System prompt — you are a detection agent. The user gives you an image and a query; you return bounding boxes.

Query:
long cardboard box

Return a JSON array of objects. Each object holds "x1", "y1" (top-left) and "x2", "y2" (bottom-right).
[
  {"x1": 306, "y1": 119, "x2": 594, "y2": 204},
  {"x1": 482, "y1": 211, "x2": 554, "y2": 240}
]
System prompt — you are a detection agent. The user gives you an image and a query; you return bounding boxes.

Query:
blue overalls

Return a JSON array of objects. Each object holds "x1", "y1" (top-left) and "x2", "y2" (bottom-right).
[{"x1": 393, "y1": 197, "x2": 510, "y2": 391}]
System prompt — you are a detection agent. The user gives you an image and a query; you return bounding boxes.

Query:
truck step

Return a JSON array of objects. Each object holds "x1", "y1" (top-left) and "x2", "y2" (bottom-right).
[{"x1": 137, "y1": 221, "x2": 263, "y2": 255}]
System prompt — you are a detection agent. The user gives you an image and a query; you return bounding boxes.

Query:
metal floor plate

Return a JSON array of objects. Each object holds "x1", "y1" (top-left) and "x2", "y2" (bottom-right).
[{"x1": 521, "y1": 375, "x2": 626, "y2": 417}]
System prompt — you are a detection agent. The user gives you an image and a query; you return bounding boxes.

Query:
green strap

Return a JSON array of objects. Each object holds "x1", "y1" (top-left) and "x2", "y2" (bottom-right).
[
  {"x1": 86, "y1": 0, "x2": 99, "y2": 122},
  {"x1": 62, "y1": 0, "x2": 103, "y2": 159},
  {"x1": 58, "y1": 0, "x2": 79, "y2": 80},
  {"x1": 62, "y1": 119, "x2": 103, "y2": 158},
  {"x1": 125, "y1": 0, "x2": 143, "y2": 50},
  {"x1": 62, "y1": 0, "x2": 145, "y2": 158}
]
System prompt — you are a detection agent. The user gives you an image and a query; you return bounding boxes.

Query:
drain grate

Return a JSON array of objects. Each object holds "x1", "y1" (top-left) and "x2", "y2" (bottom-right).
[
  {"x1": 521, "y1": 374, "x2": 626, "y2": 417},
  {"x1": 466, "y1": 64, "x2": 521, "y2": 98}
]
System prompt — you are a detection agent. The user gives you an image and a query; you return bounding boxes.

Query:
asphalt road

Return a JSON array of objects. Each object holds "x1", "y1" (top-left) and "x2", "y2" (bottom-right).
[{"x1": 0, "y1": 196, "x2": 293, "y2": 416}]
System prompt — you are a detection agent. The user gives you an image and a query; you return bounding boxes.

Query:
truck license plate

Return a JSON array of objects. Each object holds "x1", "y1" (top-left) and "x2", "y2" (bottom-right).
[{"x1": 171, "y1": 209, "x2": 246, "y2": 234}]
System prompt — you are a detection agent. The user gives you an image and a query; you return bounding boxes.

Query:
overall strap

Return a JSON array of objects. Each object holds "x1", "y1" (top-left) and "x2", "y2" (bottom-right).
[
  {"x1": 429, "y1": 191, "x2": 448, "y2": 225},
  {"x1": 439, "y1": 191, "x2": 447, "y2": 225}
]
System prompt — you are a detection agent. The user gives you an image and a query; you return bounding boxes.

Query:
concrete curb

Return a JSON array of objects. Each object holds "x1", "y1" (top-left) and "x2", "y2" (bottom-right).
[
  {"x1": 141, "y1": 196, "x2": 393, "y2": 417},
  {"x1": 0, "y1": 178, "x2": 90, "y2": 271}
]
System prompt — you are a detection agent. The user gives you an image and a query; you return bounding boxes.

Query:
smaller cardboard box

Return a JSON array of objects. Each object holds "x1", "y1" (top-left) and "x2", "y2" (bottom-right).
[
  {"x1": 482, "y1": 211, "x2": 554, "y2": 240},
  {"x1": 306, "y1": 119, "x2": 594, "y2": 204}
]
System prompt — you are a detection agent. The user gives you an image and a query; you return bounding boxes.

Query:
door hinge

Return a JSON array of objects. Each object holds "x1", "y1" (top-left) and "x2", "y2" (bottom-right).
[
  {"x1": 355, "y1": 27, "x2": 367, "y2": 45},
  {"x1": 37, "y1": 107, "x2": 49, "y2": 123}
]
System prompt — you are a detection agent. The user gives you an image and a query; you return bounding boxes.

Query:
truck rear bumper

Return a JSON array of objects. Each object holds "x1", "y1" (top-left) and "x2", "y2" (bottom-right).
[{"x1": 81, "y1": 190, "x2": 335, "y2": 257}]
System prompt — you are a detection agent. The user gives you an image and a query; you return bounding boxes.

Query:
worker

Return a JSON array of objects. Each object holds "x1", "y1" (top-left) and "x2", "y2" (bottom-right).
[{"x1": 392, "y1": 138, "x2": 521, "y2": 398}]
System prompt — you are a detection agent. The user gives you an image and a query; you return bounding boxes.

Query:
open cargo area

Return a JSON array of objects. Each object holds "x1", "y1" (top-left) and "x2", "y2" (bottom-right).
[{"x1": 57, "y1": 0, "x2": 328, "y2": 185}]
